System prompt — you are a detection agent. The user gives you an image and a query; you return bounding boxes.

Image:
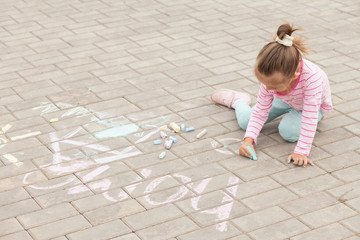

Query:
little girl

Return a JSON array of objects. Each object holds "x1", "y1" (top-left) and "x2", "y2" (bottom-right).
[{"x1": 211, "y1": 23, "x2": 333, "y2": 167}]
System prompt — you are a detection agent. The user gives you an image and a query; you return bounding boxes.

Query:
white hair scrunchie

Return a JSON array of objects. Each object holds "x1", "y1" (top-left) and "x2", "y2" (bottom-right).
[{"x1": 276, "y1": 34, "x2": 294, "y2": 47}]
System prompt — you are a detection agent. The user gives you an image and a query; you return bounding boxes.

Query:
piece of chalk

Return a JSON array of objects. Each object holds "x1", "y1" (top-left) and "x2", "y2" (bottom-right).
[
  {"x1": 164, "y1": 139, "x2": 173, "y2": 149},
  {"x1": 196, "y1": 129, "x2": 207, "y2": 139},
  {"x1": 160, "y1": 131, "x2": 167, "y2": 139},
  {"x1": 169, "y1": 136, "x2": 177, "y2": 143},
  {"x1": 180, "y1": 124, "x2": 185, "y2": 131},
  {"x1": 185, "y1": 127, "x2": 195, "y2": 132},
  {"x1": 50, "y1": 118, "x2": 59, "y2": 123},
  {"x1": 159, "y1": 151, "x2": 166, "y2": 159},
  {"x1": 153, "y1": 139, "x2": 162, "y2": 145},
  {"x1": 159, "y1": 125, "x2": 168, "y2": 131},
  {"x1": 169, "y1": 122, "x2": 180, "y2": 132},
  {"x1": 246, "y1": 145, "x2": 257, "y2": 161}
]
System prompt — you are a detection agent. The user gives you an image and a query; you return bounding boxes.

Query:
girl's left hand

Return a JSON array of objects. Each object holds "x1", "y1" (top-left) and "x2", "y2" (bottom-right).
[{"x1": 287, "y1": 153, "x2": 314, "y2": 167}]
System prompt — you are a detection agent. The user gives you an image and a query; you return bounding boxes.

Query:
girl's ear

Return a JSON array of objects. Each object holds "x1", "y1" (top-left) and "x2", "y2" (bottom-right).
[{"x1": 293, "y1": 71, "x2": 300, "y2": 79}]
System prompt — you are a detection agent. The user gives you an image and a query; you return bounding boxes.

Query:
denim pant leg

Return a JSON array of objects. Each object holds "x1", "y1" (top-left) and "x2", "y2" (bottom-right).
[
  {"x1": 234, "y1": 98, "x2": 292, "y2": 131},
  {"x1": 278, "y1": 109, "x2": 324, "y2": 142}
]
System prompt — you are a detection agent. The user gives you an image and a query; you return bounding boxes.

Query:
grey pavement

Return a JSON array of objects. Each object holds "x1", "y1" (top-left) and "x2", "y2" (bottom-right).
[{"x1": 0, "y1": 0, "x2": 360, "y2": 239}]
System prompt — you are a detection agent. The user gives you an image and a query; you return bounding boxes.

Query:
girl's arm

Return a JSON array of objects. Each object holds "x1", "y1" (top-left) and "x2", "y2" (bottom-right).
[
  {"x1": 244, "y1": 84, "x2": 274, "y2": 144},
  {"x1": 294, "y1": 76, "x2": 323, "y2": 156}
]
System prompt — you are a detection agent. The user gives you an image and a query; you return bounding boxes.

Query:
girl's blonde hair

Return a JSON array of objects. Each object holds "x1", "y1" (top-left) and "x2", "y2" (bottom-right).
[{"x1": 256, "y1": 23, "x2": 309, "y2": 80}]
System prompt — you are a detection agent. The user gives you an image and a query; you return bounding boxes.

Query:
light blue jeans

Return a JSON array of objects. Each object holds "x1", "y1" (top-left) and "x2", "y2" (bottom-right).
[{"x1": 234, "y1": 98, "x2": 323, "y2": 142}]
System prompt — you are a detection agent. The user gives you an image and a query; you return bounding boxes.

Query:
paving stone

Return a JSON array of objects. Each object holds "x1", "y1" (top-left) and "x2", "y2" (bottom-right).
[
  {"x1": 248, "y1": 218, "x2": 309, "y2": 240},
  {"x1": 299, "y1": 203, "x2": 357, "y2": 228},
  {"x1": 187, "y1": 173, "x2": 242, "y2": 194},
  {"x1": 123, "y1": 204, "x2": 184, "y2": 230},
  {"x1": 178, "y1": 222, "x2": 241, "y2": 240},
  {"x1": 280, "y1": 192, "x2": 337, "y2": 216},
  {"x1": 316, "y1": 151, "x2": 360, "y2": 173},
  {"x1": 28, "y1": 215, "x2": 91, "y2": 240},
  {"x1": 174, "y1": 163, "x2": 227, "y2": 184},
  {"x1": 291, "y1": 223, "x2": 353, "y2": 240},
  {"x1": 0, "y1": 199, "x2": 40, "y2": 221},
  {"x1": 327, "y1": 180, "x2": 360, "y2": 202},
  {"x1": 17, "y1": 203, "x2": 78, "y2": 229},
  {"x1": 288, "y1": 174, "x2": 343, "y2": 196},
  {"x1": 176, "y1": 190, "x2": 233, "y2": 214},
  {"x1": 234, "y1": 159, "x2": 288, "y2": 181},
  {"x1": 137, "y1": 159, "x2": 190, "y2": 179},
  {"x1": 0, "y1": 231, "x2": 32, "y2": 240},
  {"x1": 346, "y1": 197, "x2": 360, "y2": 212},
  {"x1": 341, "y1": 215, "x2": 360, "y2": 233},
  {"x1": 231, "y1": 206, "x2": 291, "y2": 232},
  {"x1": 332, "y1": 164, "x2": 360, "y2": 182},
  {"x1": 67, "y1": 219, "x2": 131, "y2": 240},
  {"x1": 0, "y1": 218, "x2": 23, "y2": 237},
  {"x1": 136, "y1": 185, "x2": 195, "y2": 209},
  {"x1": 35, "y1": 184, "x2": 94, "y2": 208},
  {"x1": 241, "y1": 187, "x2": 298, "y2": 211},
  {"x1": 226, "y1": 177, "x2": 281, "y2": 200},
  {"x1": 136, "y1": 217, "x2": 199, "y2": 240},
  {"x1": 0, "y1": 170, "x2": 47, "y2": 192},
  {"x1": 271, "y1": 165, "x2": 326, "y2": 185},
  {"x1": 0, "y1": 187, "x2": 30, "y2": 207},
  {"x1": 124, "y1": 175, "x2": 180, "y2": 199},
  {"x1": 84, "y1": 199, "x2": 145, "y2": 225},
  {"x1": 111, "y1": 233, "x2": 141, "y2": 240}
]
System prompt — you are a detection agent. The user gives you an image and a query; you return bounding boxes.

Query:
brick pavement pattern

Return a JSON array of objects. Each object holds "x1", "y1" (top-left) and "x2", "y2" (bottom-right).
[{"x1": 0, "y1": 0, "x2": 359, "y2": 239}]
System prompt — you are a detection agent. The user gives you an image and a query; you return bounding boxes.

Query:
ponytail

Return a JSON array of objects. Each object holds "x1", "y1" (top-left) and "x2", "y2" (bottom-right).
[{"x1": 256, "y1": 23, "x2": 309, "y2": 79}]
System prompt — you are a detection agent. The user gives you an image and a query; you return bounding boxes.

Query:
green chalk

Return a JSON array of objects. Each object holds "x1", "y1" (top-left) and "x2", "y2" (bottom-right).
[{"x1": 246, "y1": 145, "x2": 257, "y2": 161}]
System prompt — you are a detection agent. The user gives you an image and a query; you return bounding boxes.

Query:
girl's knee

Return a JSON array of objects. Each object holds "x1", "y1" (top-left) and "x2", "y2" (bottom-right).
[
  {"x1": 278, "y1": 120, "x2": 300, "y2": 142},
  {"x1": 237, "y1": 117, "x2": 249, "y2": 131}
]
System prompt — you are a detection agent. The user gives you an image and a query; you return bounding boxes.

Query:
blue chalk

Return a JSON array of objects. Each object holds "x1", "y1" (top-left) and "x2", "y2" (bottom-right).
[
  {"x1": 153, "y1": 139, "x2": 162, "y2": 145},
  {"x1": 246, "y1": 146, "x2": 257, "y2": 161},
  {"x1": 185, "y1": 127, "x2": 195, "y2": 132},
  {"x1": 180, "y1": 124, "x2": 185, "y2": 131},
  {"x1": 169, "y1": 136, "x2": 177, "y2": 143}
]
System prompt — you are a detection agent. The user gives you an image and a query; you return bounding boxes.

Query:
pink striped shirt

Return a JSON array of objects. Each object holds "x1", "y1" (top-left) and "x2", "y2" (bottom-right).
[{"x1": 244, "y1": 59, "x2": 333, "y2": 156}]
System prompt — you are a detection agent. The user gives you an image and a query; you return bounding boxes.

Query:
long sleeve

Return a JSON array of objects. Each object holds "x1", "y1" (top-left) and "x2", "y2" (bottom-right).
[
  {"x1": 294, "y1": 75, "x2": 323, "y2": 156},
  {"x1": 244, "y1": 84, "x2": 274, "y2": 144}
]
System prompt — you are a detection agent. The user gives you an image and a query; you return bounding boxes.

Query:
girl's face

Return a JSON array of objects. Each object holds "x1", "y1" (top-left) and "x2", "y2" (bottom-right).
[{"x1": 255, "y1": 70, "x2": 292, "y2": 94}]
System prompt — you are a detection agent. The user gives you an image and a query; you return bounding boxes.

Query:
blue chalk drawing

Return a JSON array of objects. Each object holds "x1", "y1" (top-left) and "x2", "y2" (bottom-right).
[{"x1": 95, "y1": 124, "x2": 139, "y2": 139}]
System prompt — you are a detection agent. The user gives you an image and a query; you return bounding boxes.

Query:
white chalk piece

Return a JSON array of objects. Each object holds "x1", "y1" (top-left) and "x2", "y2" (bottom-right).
[
  {"x1": 164, "y1": 139, "x2": 173, "y2": 149},
  {"x1": 160, "y1": 131, "x2": 167, "y2": 139},
  {"x1": 169, "y1": 136, "x2": 177, "y2": 143},
  {"x1": 185, "y1": 127, "x2": 195, "y2": 132},
  {"x1": 169, "y1": 122, "x2": 180, "y2": 132},
  {"x1": 153, "y1": 140, "x2": 162, "y2": 145},
  {"x1": 180, "y1": 124, "x2": 185, "y2": 131},
  {"x1": 159, "y1": 151, "x2": 166, "y2": 159},
  {"x1": 196, "y1": 129, "x2": 207, "y2": 139},
  {"x1": 50, "y1": 118, "x2": 59, "y2": 123}
]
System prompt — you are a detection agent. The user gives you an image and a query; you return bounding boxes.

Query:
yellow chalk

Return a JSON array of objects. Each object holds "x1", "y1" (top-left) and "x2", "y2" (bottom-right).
[
  {"x1": 169, "y1": 122, "x2": 180, "y2": 132},
  {"x1": 50, "y1": 118, "x2": 59, "y2": 123},
  {"x1": 159, "y1": 125, "x2": 168, "y2": 130}
]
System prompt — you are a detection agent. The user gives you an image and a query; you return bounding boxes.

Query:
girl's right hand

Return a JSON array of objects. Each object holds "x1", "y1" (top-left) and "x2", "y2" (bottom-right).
[{"x1": 239, "y1": 137, "x2": 255, "y2": 159}]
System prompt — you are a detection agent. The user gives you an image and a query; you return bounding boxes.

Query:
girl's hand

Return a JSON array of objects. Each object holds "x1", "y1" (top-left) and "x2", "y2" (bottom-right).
[
  {"x1": 287, "y1": 153, "x2": 314, "y2": 167},
  {"x1": 239, "y1": 137, "x2": 255, "y2": 159}
]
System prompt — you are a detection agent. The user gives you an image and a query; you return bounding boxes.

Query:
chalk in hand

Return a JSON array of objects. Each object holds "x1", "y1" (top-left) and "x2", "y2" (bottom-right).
[
  {"x1": 196, "y1": 129, "x2": 207, "y2": 139},
  {"x1": 246, "y1": 145, "x2": 257, "y2": 161}
]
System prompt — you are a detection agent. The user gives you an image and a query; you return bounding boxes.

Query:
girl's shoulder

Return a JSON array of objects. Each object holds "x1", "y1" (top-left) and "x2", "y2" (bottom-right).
[{"x1": 300, "y1": 58, "x2": 326, "y2": 82}]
